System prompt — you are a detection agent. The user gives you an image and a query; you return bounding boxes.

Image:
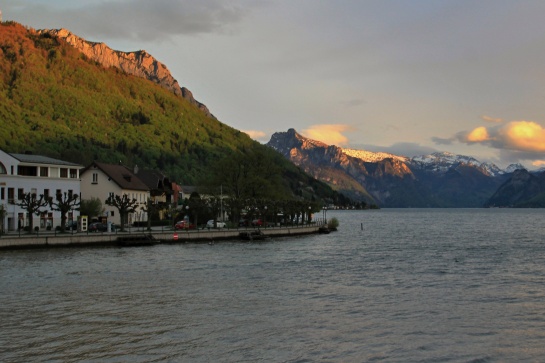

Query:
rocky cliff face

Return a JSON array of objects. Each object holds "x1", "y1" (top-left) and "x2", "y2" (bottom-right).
[
  {"x1": 39, "y1": 28, "x2": 214, "y2": 118},
  {"x1": 268, "y1": 129, "x2": 419, "y2": 205},
  {"x1": 268, "y1": 129, "x2": 508, "y2": 207}
]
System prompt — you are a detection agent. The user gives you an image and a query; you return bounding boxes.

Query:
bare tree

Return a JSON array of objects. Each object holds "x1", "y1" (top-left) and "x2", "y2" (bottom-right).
[
  {"x1": 16, "y1": 192, "x2": 49, "y2": 232},
  {"x1": 140, "y1": 198, "x2": 159, "y2": 231},
  {"x1": 49, "y1": 192, "x2": 80, "y2": 233},
  {"x1": 105, "y1": 194, "x2": 139, "y2": 232},
  {"x1": 0, "y1": 204, "x2": 6, "y2": 234}
]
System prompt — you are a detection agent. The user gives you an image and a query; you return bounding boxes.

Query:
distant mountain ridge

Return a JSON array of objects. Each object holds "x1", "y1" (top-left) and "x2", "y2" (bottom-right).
[
  {"x1": 39, "y1": 28, "x2": 214, "y2": 118},
  {"x1": 267, "y1": 129, "x2": 529, "y2": 207},
  {"x1": 484, "y1": 169, "x2": 545, "y2": 207}
]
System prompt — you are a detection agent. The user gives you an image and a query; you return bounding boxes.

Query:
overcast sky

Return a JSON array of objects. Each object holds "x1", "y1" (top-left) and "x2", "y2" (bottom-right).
[{"x1": 5, "y1": 0, "x2": 545, "y2": 168}]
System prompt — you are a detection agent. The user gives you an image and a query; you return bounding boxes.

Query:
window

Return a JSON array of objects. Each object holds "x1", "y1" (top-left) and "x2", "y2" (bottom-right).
[
  {"x1": 92, "y1": 173, "x2": 98, "y2": 184},
  {"x1": 40, "y1": 167, "x2": 48, "y2": 177},
  {"x1": 70, "y1": 169, "x2": 78, "y2": 178},
  {"x1": 68, "y1": 190, "x2": 73, "y2": 198},
  {"x1": 60, "y1": 168, "x2": 68, "y2": 178},
  {"x1": 8, "y1": 188, "x2": 14, "y2": 203},
  {"x1": 18, "y1": 188, "x2": 24, "y2": 200},
  {"x1": 56, "y1": 189, "x2": 61, "y2": 197},
  {"x1": 17, "y1": 165, "x2": 38, "y2": 176},
  {"x1": 0, "y1": 162, "x2": 6, "y2": 174},
  {"x1": 44, "y1": 189, "x2": 50, "y2": 198},
  {"x1": 1, "y1": 187, "x2": 4, "y2": 200}
]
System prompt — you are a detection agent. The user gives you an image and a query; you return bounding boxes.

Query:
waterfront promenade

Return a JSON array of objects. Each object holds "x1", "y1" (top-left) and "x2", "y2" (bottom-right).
[{"x1": 0, "y1": 224, "x2": 323, "y2": 249}]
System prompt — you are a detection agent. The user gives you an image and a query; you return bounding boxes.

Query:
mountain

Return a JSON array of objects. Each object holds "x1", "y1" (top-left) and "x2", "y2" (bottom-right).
[
  {"x1": 409, "y1": 152, "x2": 504, "y2": 177},
  {"x1": 38, "y1": 28, "x2": 214, "y2": 118},
  {"x1": 268, "y1": 129, "x2": 512, "y2": 207},
  {"x1": 484, "y1": 169, "x2": 545, "y2": 207},
  {"x1": 0, "y1": 21, "x2": 351, "y2": 206}
]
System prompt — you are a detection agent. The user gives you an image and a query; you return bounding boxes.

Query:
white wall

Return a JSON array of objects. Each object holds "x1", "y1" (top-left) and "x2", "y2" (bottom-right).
[
  {"x1": 80, "y1": 165, "x2": 150, "y2": 226},
  {"x1": 0, "y1": 152, "x2": 81, "y2": 231}
]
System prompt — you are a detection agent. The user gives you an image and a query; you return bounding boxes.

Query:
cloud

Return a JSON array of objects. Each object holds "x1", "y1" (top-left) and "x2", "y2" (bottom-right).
[
  {"x1": 301, "y1": 124, "x2": 352, "y2": 146},
  {"x1": 481, "y1": 115, "x2": 503, "y2": 123},
  {"x1": 243, "y1": 130, "x2": 267, "y2": 141},
  {"x1": 531, "y1": 160, "x2": 545, "y2": 168},
  {"x1": 8, "y1": 0, "x2": 248, "y2": 42},
  {"x1": 461, "y1": 120, "x2": 545, "y2": 153},
  {"x1": 343, "y1": 98, "x2": 366, "y2": 108},
  {"x1": 500, "y1": 121, "x2": 545, "y2": 152},
  {"x1": 431, "y1": 136, "x2": 454, "y2": 145},
  {"x1": 497, "y1": 148, "x2": 544, "y2": 169},
  {"x1": 467, "y1": 126, "x2": 490, "y2": 142}
]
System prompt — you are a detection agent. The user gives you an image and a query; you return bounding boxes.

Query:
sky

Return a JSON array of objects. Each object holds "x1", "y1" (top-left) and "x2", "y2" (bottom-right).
[{"x1": 4, "y1": 0, "x2": 545, "y2": 169}]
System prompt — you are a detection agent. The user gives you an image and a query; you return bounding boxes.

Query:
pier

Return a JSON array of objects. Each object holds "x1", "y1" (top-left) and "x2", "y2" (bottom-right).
[{"x1": 0, "y1": 225, "x2": 323, "y2": 250}]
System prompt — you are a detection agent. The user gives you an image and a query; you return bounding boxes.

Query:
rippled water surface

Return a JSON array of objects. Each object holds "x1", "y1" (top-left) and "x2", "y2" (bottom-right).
[{"x1": 2, "y1": 209, "x2": 545, "y2": 362}]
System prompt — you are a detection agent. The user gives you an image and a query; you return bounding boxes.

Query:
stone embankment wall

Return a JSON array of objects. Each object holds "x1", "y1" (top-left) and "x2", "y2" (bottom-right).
[{"x1": 0, "y1": 226, "x2": 321, "y2": 250}]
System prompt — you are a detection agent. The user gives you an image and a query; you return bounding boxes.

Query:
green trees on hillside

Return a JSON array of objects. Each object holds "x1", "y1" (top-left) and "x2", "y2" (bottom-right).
[
  {"x1": 0, "y1": 22, "x2": 355, "y2": 208},
  {"x1": 198, "y1": 147, "x2": 323, "y2": 225}
]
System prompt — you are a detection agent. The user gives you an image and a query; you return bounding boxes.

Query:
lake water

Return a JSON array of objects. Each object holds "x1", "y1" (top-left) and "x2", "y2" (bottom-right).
[{"x1": 1, "y1": 209, "x2": 545, "y2": 362}]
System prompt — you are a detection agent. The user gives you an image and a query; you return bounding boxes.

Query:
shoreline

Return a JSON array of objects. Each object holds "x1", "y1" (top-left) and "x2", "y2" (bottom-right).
[{"x1": 0, "y1": 225, "x2": 323, "y2": 250}]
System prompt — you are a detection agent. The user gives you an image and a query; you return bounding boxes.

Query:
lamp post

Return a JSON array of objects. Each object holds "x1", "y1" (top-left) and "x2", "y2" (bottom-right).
[
  {"x1": 185, "y1": 205, "x2": 189, "y2": 230},
  {"x1": 308, "y1": 206, "x2": 311, "y2": 225},
  {"x1": 220, "y1": 184, "x2": 223, "y2": 222},
  {"x1": 323, "y1": 206, "x2": 327, "y2": 225},
  {"x1": 264, "y1": 206, "x2": 267, "y2": 228}
]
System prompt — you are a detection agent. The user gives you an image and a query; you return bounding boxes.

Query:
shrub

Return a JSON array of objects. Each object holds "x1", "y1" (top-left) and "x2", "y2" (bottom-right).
[{"x1": 327, "y1": 217, "x2": 339, "y2": 230}]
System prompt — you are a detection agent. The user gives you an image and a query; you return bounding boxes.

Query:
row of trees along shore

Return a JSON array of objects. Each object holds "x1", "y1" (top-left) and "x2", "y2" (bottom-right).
[
  {"x1": 10, "y1": 190, "x2": 326, "y2": 234},
  {"x1": 9, "y1": 147, "x2": 358, "y2": 234}
]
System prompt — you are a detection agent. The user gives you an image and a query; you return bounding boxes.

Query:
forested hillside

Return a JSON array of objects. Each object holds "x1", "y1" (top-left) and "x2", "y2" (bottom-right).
[{"x1": 0, "y1": 22, "x2": 352, "y2": 206}]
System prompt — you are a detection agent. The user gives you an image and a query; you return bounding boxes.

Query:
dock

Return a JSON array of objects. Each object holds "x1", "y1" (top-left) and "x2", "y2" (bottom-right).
[{"x1": 0, "y1": 225, "x2": 323, "y2": 250}]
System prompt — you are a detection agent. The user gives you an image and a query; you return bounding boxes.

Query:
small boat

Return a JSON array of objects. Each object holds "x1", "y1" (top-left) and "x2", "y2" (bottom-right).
[
  {"x1": 318, "y1": 226, "x2": 331, "y2": 234},
  {"x1": 239, "y1": 230, "x2": 268, "y2": 241},
  {"x1": 117, "y1": 234, "x2": 157, "y2": 247}
]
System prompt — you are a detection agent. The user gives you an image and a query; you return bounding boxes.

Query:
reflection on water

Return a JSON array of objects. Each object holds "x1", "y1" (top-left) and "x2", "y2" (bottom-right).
[{"x1": 2, "y1": 209, "x2": 545, "y2": 362}]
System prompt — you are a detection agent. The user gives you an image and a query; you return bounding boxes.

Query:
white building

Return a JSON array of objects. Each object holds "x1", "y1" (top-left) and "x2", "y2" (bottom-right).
[
  {"x1": 0, "y1": 149, "x2": 82, "y2": 231},
  {"x1": 80, "y1": 162, "x2": 150, "y2": 226}
]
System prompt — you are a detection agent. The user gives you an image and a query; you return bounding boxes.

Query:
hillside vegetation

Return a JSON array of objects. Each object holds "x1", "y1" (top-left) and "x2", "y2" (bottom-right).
[{"x1": 0, "y1": 22, "x2": 351, "y2": 205}]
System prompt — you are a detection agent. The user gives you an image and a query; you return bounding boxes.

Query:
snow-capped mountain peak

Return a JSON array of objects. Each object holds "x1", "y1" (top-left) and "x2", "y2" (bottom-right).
[
  {"x1": 409, "y1": 152, "x2": 504, "y2": 176},
  {"x1": 505, "y1": 163, "x2": 526, "y2": 173},
  {"x1": 341, "y1": 148, "x2": 408, "y2": 163}
]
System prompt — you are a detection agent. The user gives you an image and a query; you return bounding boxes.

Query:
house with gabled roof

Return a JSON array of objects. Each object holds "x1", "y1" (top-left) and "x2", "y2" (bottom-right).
[
  {"x1": 80, "y1": 161, "x2": 150, "y2": 226},
  {"x1": 0, "y1": 149, "x2": 82, "y2": 231},
  {"x1": 133, "y1": 166, "x2": 174, "y2": 220},
  {"x1": 133, "y1": 166, "x2": 173, "y2": 204}
]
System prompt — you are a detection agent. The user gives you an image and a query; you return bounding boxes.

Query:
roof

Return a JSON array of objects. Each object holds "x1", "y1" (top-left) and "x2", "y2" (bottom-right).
[
  {"x1": 83, "y1": 162, "x2": 149, "y2": 191},
  {"x1": 135, "y1": 169, "x2": 171, "y2": 190},
  {"x1": 10, "y1": 153, "x2": 82, "y2": 167}
]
